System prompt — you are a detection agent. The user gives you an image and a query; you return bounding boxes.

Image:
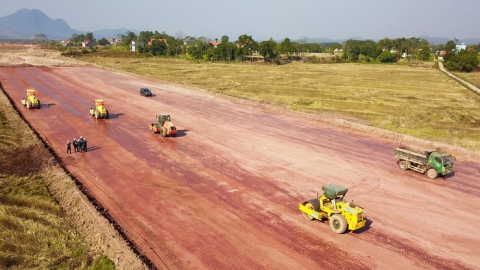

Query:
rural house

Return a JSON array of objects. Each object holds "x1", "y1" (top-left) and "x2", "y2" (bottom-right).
[
  {"x1": 61, "y1": 40, "x2": 72, "y2": 46},
  {"x1": 147, "y1": 38, "x2": 167, "y2": 46},
  {"x1": 82, "y1": 40, "x2": 93, "y2": 47},
  {"x1": 107, "y1": 37, "x2": 117, "y2": 45},
  {"x1": 209, "y1": 40, "x2": 221, "y2": 48},
  {"x1": 131, "y1": 40, "x2": 145, "y2": 52},
  {"x1": 437, "y1": 51, "x2": 447, "y2": 61},
  {"x1": 455, "y1": 43, "x2": 466, "y2": 52}
]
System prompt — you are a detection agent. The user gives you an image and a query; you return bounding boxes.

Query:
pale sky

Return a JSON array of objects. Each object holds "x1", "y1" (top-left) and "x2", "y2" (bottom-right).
[{"x1": 1, "y1": 0, "x2": 479, "y2": 41}]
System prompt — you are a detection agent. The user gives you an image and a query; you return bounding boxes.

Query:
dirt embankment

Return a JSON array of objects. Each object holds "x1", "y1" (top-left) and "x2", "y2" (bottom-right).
[{"x1": 0, "y1": 43, "x2": 89, "y2": 67}]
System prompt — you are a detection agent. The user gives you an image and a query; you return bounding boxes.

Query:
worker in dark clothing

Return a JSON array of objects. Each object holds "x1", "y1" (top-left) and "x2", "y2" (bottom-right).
[
  {"x1": 83, "y1": 138, "x2": 87, "y2": 152},
  {"x1": 73, "y1": 138, "x2": 78, "y2": 152},
  {"x1": 66, "y1": 140, "x2": 71, "y2": 154},
  {"x1": 78, "y1": 136, "x2": 84, "y2": 153}
]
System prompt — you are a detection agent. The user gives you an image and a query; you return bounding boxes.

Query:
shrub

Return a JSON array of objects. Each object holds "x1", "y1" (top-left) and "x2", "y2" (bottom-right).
[
  {"x1": 444, "y1": 50, "x2": 479, "y2": 72},
  {"x1": 377, "y1": 51, "x2": 397, "y2": 63},
  {"x1": 60, "y1": 50, "x2": 81, "y2": 56}
]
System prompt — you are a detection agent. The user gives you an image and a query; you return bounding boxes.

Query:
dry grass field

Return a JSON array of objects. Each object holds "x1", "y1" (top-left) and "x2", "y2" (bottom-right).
[
  {"x1": 79, "y1": 55, "x2": 480, "y2": 150},
  {"x1": 453, "y1": 71, "x2": 480, "y2": 89}
]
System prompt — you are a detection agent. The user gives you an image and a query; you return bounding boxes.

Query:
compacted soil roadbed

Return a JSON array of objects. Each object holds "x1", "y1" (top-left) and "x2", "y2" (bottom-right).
[{"x1": 1, "y1": 64, "x2": 480, "y2": 269}]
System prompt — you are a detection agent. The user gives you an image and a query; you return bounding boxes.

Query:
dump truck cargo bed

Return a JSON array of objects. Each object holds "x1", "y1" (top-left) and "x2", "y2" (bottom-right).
[{"x1": 394, "y1": 146, "x2": 428, "y2": 165}]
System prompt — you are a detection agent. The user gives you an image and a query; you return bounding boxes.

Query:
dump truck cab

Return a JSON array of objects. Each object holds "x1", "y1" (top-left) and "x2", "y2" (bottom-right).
[
  {"x1": 299, "y1": 183, "x2": 366, "y2": 234},
  {"x1": 427, "y1": 150, "x2": 455, "y2": 176},
  {"x1": 149, "y1": 114, "x2": 177, "y2": 137},
  {"x1": 89, "y1": 99, "x2": 109, "y2": 119},
  {"x1": 21, "y1": 89, "x2": 41, "y2": 109}
]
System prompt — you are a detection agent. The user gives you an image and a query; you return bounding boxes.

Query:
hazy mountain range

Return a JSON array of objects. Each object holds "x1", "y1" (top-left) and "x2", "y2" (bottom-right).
[
  {"x1": 1, "y1": 8, "x2": 479, "y2": 45},
  {"x1": 0, "y1": 9, "x2": 137, "y2": 40}
]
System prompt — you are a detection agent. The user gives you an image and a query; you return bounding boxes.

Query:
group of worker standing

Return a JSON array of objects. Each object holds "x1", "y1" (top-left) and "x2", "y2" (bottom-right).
[{"x1": 66, "y1": 136, "x2": 87, "y2": 154}]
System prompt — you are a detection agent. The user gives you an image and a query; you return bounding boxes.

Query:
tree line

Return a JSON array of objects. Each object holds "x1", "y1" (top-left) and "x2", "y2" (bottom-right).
[
  {"x1": 344, "y1": 37, "x2": 432, "y2": 62},
  {"x1": 68, "y1": 32, "x2": 111, "y2": 46},
  {"x1": 114, "y1": 31, "x2": 342, "y2": 62},
  {"x1": 65, "y1": 31, "x2": 480, "y2": 72},
  {"x1": 342, "y1": 37, "x2": 478, "y2": 71},
  {"x1": 66, "y1": 30, "x2": 341, "y2": 61}
]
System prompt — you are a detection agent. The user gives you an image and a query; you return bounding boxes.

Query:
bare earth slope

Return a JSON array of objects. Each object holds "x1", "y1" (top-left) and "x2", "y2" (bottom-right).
[{"x1": 1, "y1": 45, "x2": 480, "y2": 269}]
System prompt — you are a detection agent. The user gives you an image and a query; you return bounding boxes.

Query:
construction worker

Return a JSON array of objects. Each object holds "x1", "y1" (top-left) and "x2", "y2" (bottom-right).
[
  {"x1": 78, "y1": 136, "x2": 84, "y2": 153},
  {"x1": 66, "y1": 140, "x2": 71, "y2": 154},
  {"x1": 83, "y1": 138, "x2": 87, "y2": 152},
  {"x1": 73, "y1": 138, "x2": 78, "y2": 152}
]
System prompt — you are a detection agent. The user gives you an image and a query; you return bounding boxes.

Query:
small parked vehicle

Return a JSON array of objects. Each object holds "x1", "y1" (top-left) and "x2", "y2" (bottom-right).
[{"x1": 140, "y1": 88, "x2": 152, "y2": 97}]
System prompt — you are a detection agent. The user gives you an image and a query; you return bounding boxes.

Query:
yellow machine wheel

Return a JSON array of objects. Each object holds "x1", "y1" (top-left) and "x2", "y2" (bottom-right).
[
  {"x1": 161, "y1": 127, "x2": 167, "y2": 137},
  {"x1": 330, "y1": 214, "x2": 347, "y2": 234},
  {"x1": 26, "y1": 100, "x2": 32, "y2": 109},
  {"x1": 95, "y1": 110, "x2": 100, "y2": 119},
  {"x1": 36, "y1": 99, "x2": 41, "y2": 109},
  {"x1": 302, "y1": 202, "x2": 315, "y2": 220}
]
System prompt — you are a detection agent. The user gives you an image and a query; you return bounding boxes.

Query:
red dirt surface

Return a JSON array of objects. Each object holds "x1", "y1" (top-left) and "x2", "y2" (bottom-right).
[{"x1": 1, "y1": 63, "x2": 480, "y2": 269}]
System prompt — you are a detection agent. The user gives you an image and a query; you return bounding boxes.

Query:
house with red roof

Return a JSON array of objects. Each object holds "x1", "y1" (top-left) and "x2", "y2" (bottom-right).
[
  {"x1": 107, "y1": 37, "x2": 117, "y2": 45},
  {"x1": 82, "y1": 40, "x2": 93, "y2": 47},
  {"x1": 61, "y1": 40, "x2": 72, "y2": 46},
  {"x1": 148, "y1": 38, "x2": 167, "y2": 46},
  {"x1": 209, "y1": 40, "x2": 221, "y2": 48}
]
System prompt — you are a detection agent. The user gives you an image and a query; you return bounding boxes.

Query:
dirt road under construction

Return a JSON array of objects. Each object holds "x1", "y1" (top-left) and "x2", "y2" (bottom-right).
[{"x1": 1, "y1": 55, "x2": 480, "y2": 269}]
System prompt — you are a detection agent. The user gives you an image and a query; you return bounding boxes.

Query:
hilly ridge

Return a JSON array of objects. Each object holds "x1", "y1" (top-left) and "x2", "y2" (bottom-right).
[
  {"x1": 0, "y1": 8, "x2": 79, "y2": 39},
  {"x1": 0, "y1": 8, "x2": 479, "y2": 44},
  {"x1": 0, "y1": 9, "x2": 136, "y2": 41}
]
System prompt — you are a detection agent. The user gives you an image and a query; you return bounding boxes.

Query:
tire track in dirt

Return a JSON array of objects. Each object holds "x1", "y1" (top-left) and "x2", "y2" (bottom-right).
[
  {"x1": 164, "y1": 153, "x2": 377, "y2": 269},
  {"x1": 356, "y1": 229, "x2": 474, "y2": 270}
]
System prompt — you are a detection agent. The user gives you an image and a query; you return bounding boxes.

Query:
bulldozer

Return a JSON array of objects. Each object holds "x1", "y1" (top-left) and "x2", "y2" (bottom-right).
[
  {"x1": 89, "y1": 99, "x2": 109, "y2": 119},
  {"x1": 299, "y1": 183, "x2": 366, "y2": 234},
  {"x1": 149, "y1": 114, "x2": 177, "y2": 137},
  {"x1": 21, "y1": 89, "x2": 41, "y2": 109}
]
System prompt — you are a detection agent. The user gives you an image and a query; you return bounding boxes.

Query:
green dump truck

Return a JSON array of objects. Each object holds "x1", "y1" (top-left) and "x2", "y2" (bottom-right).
[{"x1": 394, "y1": 146, "x2": 455, "y2": 179}]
